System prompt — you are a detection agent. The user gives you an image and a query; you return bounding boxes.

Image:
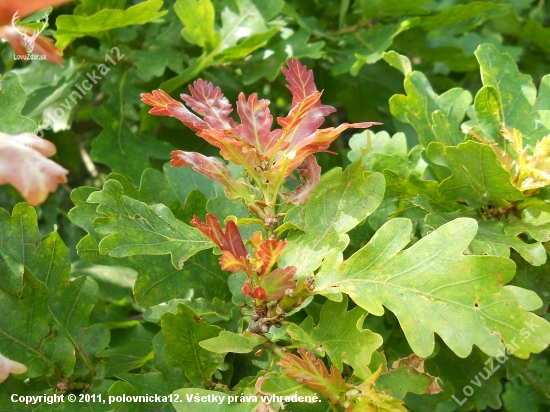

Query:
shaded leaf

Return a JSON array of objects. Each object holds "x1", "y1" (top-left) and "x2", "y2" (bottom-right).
[{"x1": 162, "y1": 304, "x2": 224, "y2": 385}]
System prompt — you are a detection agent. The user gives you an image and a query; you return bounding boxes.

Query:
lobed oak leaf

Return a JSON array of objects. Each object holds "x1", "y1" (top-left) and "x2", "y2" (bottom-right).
[
  {"x1": 279, "y1": 348, "x2": 348, "y2": 404},
  {"x1": 235, "y1": 93, "x2": 278, "y2": 154},
  {"x1": 249, "y1": 231, "x2": 288, "y2": 275},
  {"x1": 258, "y1": 266, "x2": 296, "y2": 301},
  {"x1": 170, "y1": 150, "x2": 251, "y2": 201},
  {"x1": 140, "y1": 90, "x2": 183, "y2": 116},
  {"x1": 191, "y1": 213, "x2": 247, "y2": 258},
  {"x1": 219, "y1": 250, "x2": 248, "y2": 273},
  {"x1": 0, "y1": 132, "x2": 68, "y2": 206},
  {"x1": 181, "y1": 79, "x2": 235, "y2": 129}
]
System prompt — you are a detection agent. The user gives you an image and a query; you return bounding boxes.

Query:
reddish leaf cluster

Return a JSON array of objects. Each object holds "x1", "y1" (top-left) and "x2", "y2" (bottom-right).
[
  {"x1": 141, "y1": 59, "x2": 379, "y2": 215},
  {"x1": 191, "y1": 213, "x2": 295, "y2": 302}
]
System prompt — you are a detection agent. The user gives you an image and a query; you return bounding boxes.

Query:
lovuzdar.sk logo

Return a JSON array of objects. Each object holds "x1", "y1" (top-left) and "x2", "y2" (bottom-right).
[{"x1": 11, "y1": 11, "x2": 48, "y2": 59}]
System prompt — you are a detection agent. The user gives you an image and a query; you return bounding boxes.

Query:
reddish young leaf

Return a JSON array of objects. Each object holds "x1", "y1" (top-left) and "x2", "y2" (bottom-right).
[
  {"x1": 279, "y1": 348, "x2": 347, "y2": 404},
  {"x1": 258, "y1": 266, "x2": 296, "y2": 301},
  {"x1": 242, "y1": 282, "x2": 268, "y2": 301},
  {"x1": 170, "y1": 151, "x2": 250, "y2": 201},
  {"x1": 0, "y1": 132, "x2": 69, "y2": 206},
  {"x1": 286, "y1": 155, "x2": 322, "y2": 205},
  {"x1": 141, "y1": 90, "x2": 183, "y2": 116},
  {"x1": 235, "y1": 93, "x2": 277, "y2": 154},
  {"x1": 219, "y1": 250, "x2": 248, "y2": 273},
  {"x1": 181, "y1": 80, "x2": 235, "y2": 129},
  {"x1": 197, "y1": 129, "x2": 257, "y2": 168},
  {"x1": 256, "y1": 238, "x2": 287, "y2": 275},
  {"x1": 191, "y1": 213, "x2": 247, "y2": 258}
]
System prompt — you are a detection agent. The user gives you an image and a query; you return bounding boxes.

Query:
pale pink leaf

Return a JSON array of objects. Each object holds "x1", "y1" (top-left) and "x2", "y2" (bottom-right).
[
  {"x1": 0, "y1": 352, "x2": 27, "y2": 383},
  {"x1": 0, "y1": 132, "x2": 68, "y2": 206}
]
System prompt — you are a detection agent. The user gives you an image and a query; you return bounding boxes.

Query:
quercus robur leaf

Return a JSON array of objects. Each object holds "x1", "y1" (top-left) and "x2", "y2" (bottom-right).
[
  {"x1": 425, "y1": 343, "x2": 504, "y2": 410},
  {"x1": 0, "y1": 204, "x2": 109, "y2": 379},
  {"x1": 200, "y1": 331, "x2": 267, "y2": 354},
  {"x1": 279, "y1": 160, "x2": 385, "y2": 275},
  {"x1": 90, "y1": 102, "x2": 174, "y2": 184},
  {"x1": 55, "y1": 0, "x2": 168, "y2": 50},
  {"x1": 279, "y1": 348, "x2": 348, "y2": 404},
  {"x1": 0, "y1": 72, "x2": 37, "y2": 135},
  {"x1": 437, "y1": 141, "x2": 524, "y2": 207},
  {"x1": 389, "y1": 67, "x2": 471, "y2": 147},
  {"x1": 0, "y1": 132, "x2": 69, "y2": 206},
  {"x1": 161, "y1": 304, "x2": 224, "y2": 385},
  {"x1": 175, "y1": 0, "x2": 220, "y2": 50},
  {"x1": 470, "y1": 44, "x2": 550, "y2": 146},
  {"x1": 287, "y1": 296, "x2": 383, "y2": 379},
  {"x1": 315, "y1": 217, "x2": 550, "y2": 359},
  {"x1": 469, "y1": 221, "x2": 546, "y2": 266},
  {"x1": 69, "y1": 172, "x2": 231, "y2": 307},
  {"x1": 219, "y1": 0, "x2": 283, "y2": 50},
  {"x1": 88, "y1": 179, "x2": 213, "y2": 269}
]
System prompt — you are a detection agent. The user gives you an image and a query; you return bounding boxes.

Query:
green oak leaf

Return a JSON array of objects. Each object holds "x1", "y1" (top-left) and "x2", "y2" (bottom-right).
[
  {"x1": 219, "y1": 0, "x2": 283, "y2": 50},
  {"x1": 279, "y1": 160, "x2": 385, "y2": 275},
  {"x1": 421, "y1": 2, "x2": 508, "y2": 35},
  {"x1": 0, "y1": 275, "x2": 52, "y2": 378},
  {"x1": 469, "y1": 43, "x2": 550, "y2": 146},
  {"x1": 333, "y1": 19, "x2": 417, "y2": 75},
  {"x1": 502, "y1": 355, "x2": 550, "y2": 412},
  {"x1": 0, "y1": 247, "x2": 24, "y2": 295},
  {"x1": 437, "y1": 141, "x2": 524, "y2": 207},
  {"x1": 108, "y1": 372, "x2": 179, "y2": 412},
  {"x1": 98, "y1": 323, "x2": 158, "y2": 376},
  {"x1": 90, "y1": 103, "x2": 174, "y2": 184},
  {"x1": 315, "y1": 217, "x2": 550, "y2": 359},
  {"x1": 88, "y1": 179, "x2": 213, "y2": 269},
  {"x1": 287, "y1": 296, "x2": 382, "y2": 379},
  {"x1": 0, "y1": 72, "x2": 37, "y2": 134},
  {"x1": 162, "y1": 304, "x2": 224, "y2": 385},
  {"x1": 389, "y1": 69, "x2": 471, "y2": 147},
  {"x1": 425, "y1": 343, "x2": 505, "y2": 410},
  {"x1": 504, "y1": 206, "x2": 550, "y2": 243},
  {"x1": 377, "y1": 355, "x2": 441, "y2": 399},
  {"x1": 0, "y1": 204, "x2": 109, "y2": 378},
  {"x1": 175, "y1": 0, "x2": 220, "y2": 51},
  {"x1": 511, "y1": 252, "x2": 550, "y2": 316},
  {"x1": 69, "y1": 182, "x2": 229, "y2": 307},
  {"x1": 382, "y1": 51, "x2": 412, "y2": 76},
  {"x1": 354, "y1": 0, "x2": 430, "y2": 19},
  {"x1": 200, "y1": 331, "x2": 267, "y2": 354},
  {"x1": 55, "y1": 0, "x2": 168, "y2": 50},
  {"x1": 469, "y1": 221, "x2": 546, "y2": 266},
  {"x1": 242, "y1": 30, "x2": 325, "y2": 84},
  {"x1": 144, "y1": 298, "x2": 233, "y2": 324}
]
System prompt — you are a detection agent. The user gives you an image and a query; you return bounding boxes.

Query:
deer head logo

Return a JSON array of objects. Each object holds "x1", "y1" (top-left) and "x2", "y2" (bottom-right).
[{"x1": 11, "y1": 11, "x2": 49, "y2": 54}]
